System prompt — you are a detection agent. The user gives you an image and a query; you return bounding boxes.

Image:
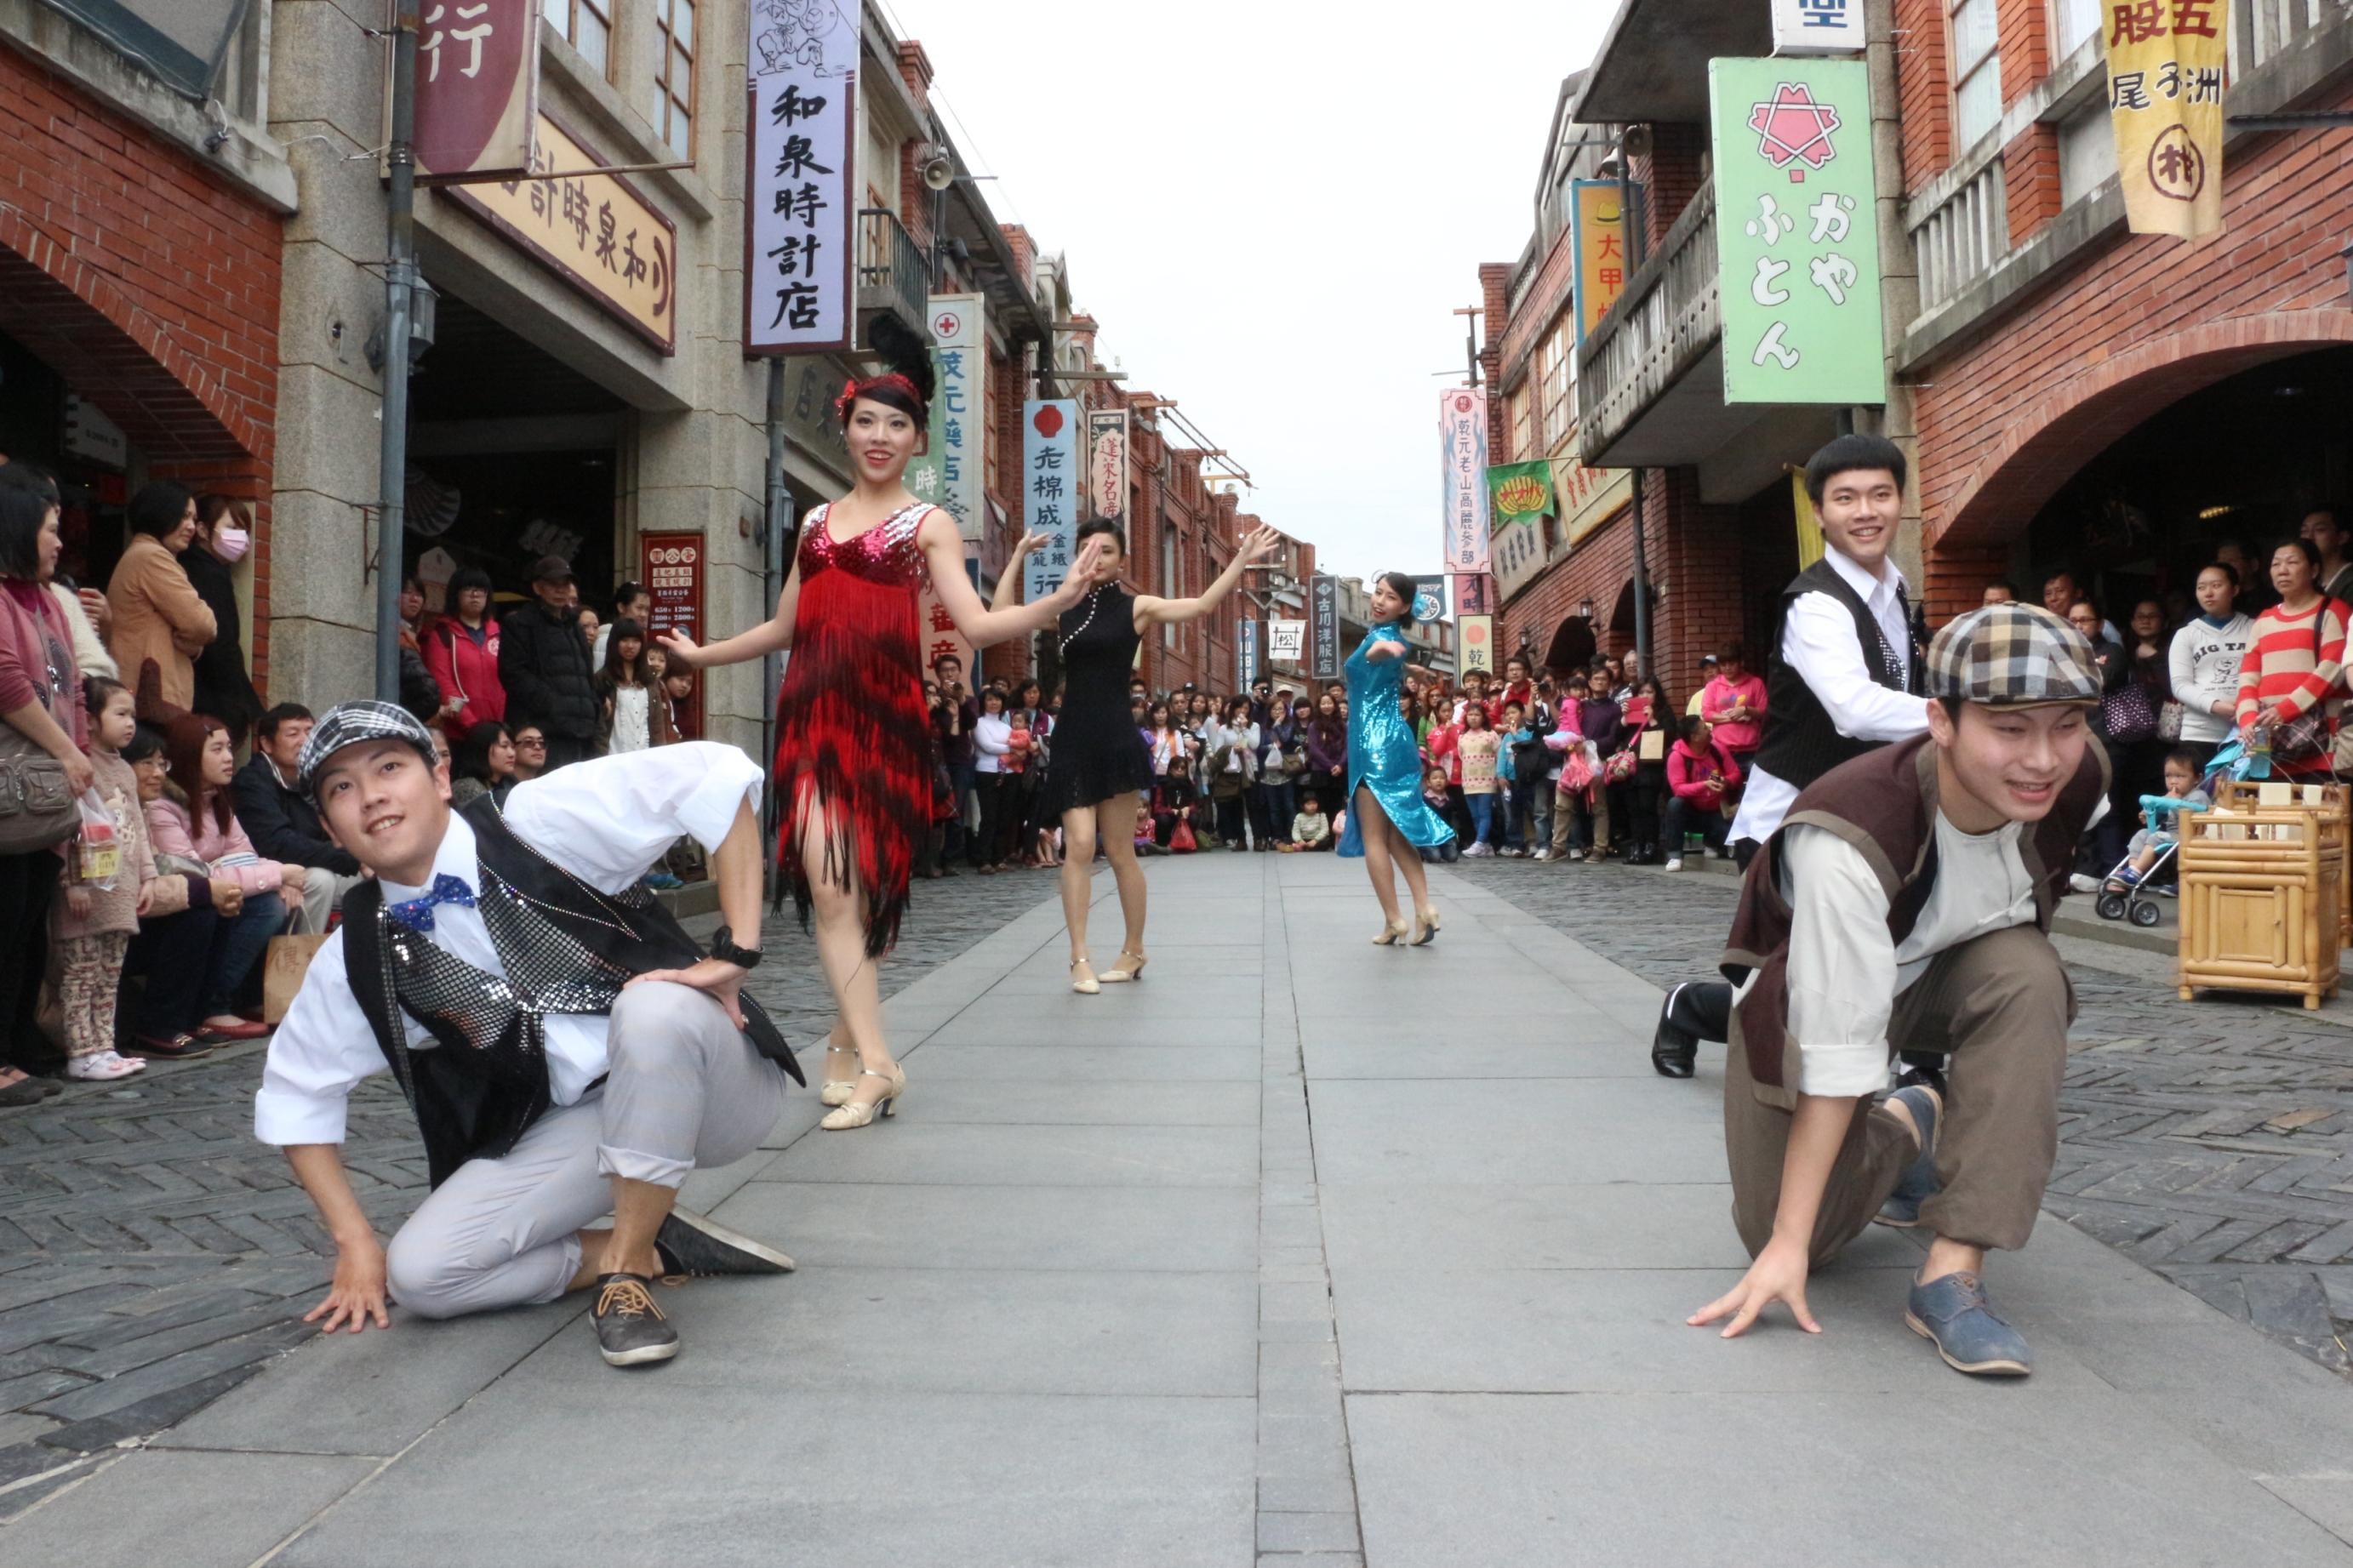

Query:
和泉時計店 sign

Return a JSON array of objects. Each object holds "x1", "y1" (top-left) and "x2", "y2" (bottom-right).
[
  {"x1": 449, "y1": 115, "x2": 677, "y2": 352},
  {"x1": 1439, "y1": 388, "x2": 1491, "y2": 573},
  {"x1": 1022, "y1": 401, "x2": 1082, "y2": 599},
  {"x1": 744, "y1": 42, "x2": 854, "y2": 354},
  {"x1": 1709, "y1": 57, "x2": 1885, "y2": 406}
]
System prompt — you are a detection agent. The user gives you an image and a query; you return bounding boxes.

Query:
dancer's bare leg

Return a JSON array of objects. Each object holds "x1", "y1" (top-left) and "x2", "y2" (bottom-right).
[
  {"x1": 797, "y1": 794, "x2": 894, "y2": 1109},
  {"x1": 1095, "y1": 792, "x2": 1148, "y2": 972},
  {"x1": 1387, "y1": 807, "x2": 1433, "y2": 915},
  {"x1": 1059, "y1": 806, "x2": 1099, "y2": 979},
  {"x1": 1355, "y1": 786, "x2": 1404, "y2": 929}
]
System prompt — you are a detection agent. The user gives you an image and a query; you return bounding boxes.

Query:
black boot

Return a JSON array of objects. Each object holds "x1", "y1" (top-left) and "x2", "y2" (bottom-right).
[{"x1": 1651, "y1": 980, "x2": 1733, "y2": 1079}]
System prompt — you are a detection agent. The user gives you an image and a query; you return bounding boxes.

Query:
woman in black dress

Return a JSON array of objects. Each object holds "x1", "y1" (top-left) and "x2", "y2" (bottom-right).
[{"x1": 1002, "y1": 518, "x2": 1282, "y2": 991}]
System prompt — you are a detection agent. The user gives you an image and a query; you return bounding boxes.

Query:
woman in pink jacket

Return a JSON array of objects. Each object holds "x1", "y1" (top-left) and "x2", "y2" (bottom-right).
[
  {"x1": 1662, "y1": 715, "x2": 1741, "y2": 870},
  {"x1": 420, "y1": 566, "x2": 506, "y2": 731},
  {"x1": 148, "y1": 713, "x2": 295, "y2": 1042}
]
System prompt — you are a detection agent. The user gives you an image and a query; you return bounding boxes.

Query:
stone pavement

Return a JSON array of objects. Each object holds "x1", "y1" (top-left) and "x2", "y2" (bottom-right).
[{"x1": 5, "y1": 850, "x2": 2351, "y2": 1566}]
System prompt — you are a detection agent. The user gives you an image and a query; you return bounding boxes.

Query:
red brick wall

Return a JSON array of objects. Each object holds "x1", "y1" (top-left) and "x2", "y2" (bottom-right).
[
  {"x1": 1636, "y1": 123, "x2": 1707, "y2": 254},
  {"x1": 1893, "y1": 0, "x2": 1953, "y2": 191},
  {"x1": 1995, "y1": 0, "x2": 2050, "y2": 105},
  {"x1": 1922, "y1": 542, "x2": 2013, "y2": 625},
  {"x1": 2002, "y1": 123, "x2": 2063, "y2": 242},
  {"x1": 0, "y1": 43, "x2": 283, "y2": 691}
]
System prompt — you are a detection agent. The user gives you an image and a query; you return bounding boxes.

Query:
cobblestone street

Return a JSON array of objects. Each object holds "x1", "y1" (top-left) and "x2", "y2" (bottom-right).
[{"x1": 0, "y1": 867, "x2": 1064, "y2": 1513}]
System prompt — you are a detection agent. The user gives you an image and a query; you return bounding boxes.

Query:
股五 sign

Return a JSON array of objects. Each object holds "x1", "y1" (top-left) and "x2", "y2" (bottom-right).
[
  {"x1": 1708, "y1": 57, "x2": 1886, "y2": 406},
  {"x1": 1022, "y1": 400, "x2": 1082, "y2": 600},
  {"x1": 745, "y1": 17, "x2": 854, "y2": 356},
  {"x1": 1438, "y1": 389, "x2": 1491, "y2": 573},
  {"x1": 2105, "y1": 0, "x2": 2226, "y2": 241}
]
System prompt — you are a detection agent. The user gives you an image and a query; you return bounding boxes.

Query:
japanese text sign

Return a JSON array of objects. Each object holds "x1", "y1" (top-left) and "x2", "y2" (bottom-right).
[
  {"x1": 1453, "y1": 576, "x2": 1495, "y2": 616},
  {"x1": 908, "y1": 295, "x2": 983, "y2": 539},
  {"x1": 1491, "y1": 515, "x2": 1549, "y2": 600},
  {"x1": 454, "y1": 115, "x2": 677, "y2": 352},
  {"x1": 1310, "y1": 575, "x2": 1340, "y2": 680},
  {"x1": 1271, "y1": 620, "x2": 1306, "y2": 663},
  {"x1": 745, "y1": 40, "x2": 854, "y2": 355},
  {"x1": 1438, "y1": 389, "x2": 1491, "y2": 573},
  {"x1": 1709, "y1": 57, "x2": 1887, "y2": 406},
  {"x1": 1554, "y1": 455, "x2": 1632, "y2": 546},
  {"x1": 2105, "y1": 0, "x2": 2226, "y2": 241},
  {"x1": 1771, "y1": 0, "x2": 1865, "y2": 54},
  {"x1": 1459, "y1": 615, "x2": 1494, "y2": 675},
  {"x1": 412, "y1": 0, "x2": 534, "y2": 181},
  {"x1": 638, "y1": 531, "x2": 704, "y2": 738},
  {"x1": 1086, "y1": 409, "x2": 1129, "y2": 521},
  {"x1": 1022, "y1": 400, "x2": 1082, "y2": 600},
  {"x1": 1569, "y1": 182, "x2": 1630, "y2": 343},
  {"x1": 1237, "y1": 619, "x2": 1260, "y2": 690}
]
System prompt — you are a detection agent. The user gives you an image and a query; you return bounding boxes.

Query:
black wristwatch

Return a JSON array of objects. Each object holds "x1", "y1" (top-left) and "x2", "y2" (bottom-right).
[{"x1": 708, "y1": 925, "x2": 763, "y2": 969}]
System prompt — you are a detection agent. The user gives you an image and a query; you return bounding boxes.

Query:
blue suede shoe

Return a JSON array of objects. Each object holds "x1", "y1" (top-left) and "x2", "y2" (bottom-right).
[
  {"x1": 1874, "y1": 1083, "x2": 1943, "y2": 1228},
  {"x1": 1905, "y1": 1270, "x2": 2031, "y2": 1376}
]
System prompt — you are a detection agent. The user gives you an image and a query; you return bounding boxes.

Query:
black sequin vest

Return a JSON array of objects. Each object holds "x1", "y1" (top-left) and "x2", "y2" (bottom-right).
[{"x1": 340, "y1": 797, "x2": 800, "y2": 1188}]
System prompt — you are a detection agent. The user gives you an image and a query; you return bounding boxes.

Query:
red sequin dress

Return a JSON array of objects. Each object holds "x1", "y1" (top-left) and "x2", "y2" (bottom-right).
[{"x1": 773, "y1": 500, "x2": 933, "y2": 956}]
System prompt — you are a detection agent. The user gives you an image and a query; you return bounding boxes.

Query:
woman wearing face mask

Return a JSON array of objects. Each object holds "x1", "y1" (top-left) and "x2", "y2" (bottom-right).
[
  {"x1": 659, "y1": 317, "x2": 1101, "y2": 1129},
  {"x1": 184, "y1": 495, "x2": 264, "y2": 744},
  {"x1": 1345, "y1": 572, "x2": 1453, "y2": 944}
]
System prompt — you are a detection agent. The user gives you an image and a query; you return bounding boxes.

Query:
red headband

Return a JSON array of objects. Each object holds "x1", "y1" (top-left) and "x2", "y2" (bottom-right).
[{"x1": 835, "y1": 373, "x2": 925, "y2": 419}]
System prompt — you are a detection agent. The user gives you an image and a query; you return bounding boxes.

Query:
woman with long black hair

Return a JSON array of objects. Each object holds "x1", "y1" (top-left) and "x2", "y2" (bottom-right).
[{"x1": 1342, "y1": 572, "x2": 1453, "y2": 944}]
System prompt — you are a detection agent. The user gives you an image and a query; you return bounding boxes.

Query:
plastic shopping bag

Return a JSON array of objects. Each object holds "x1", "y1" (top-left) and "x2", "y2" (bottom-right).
[{"x1": 72, "y1": 788, "x2": 121, "y2": 891}]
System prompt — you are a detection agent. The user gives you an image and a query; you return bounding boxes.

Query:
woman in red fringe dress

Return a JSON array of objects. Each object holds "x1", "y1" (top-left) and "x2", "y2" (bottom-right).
[{"x1": 660, "y1": 321, "x2": 1100, "y2": 1130}]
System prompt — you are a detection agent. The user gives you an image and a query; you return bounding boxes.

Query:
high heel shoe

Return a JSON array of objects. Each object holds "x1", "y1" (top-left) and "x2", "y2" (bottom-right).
[
  {"x1": 1099, "y1": 950, "x2": 1149, "y2": 983},
  {"x1": 1411, "y1": 907, "x2": 1441, "y2": 946},
  {"x1": 820, "y1": 1065, "x2": 905, "y2": 1131},
  {"x1": 1071, "y1": 958, "x2": 1100, "y2": 995},
  {"x1": 1372, "y1": 918, "x2": 1411, "y2": 946},
  {"x1": 818, "y1": 1042, "x2": 859, "y2": 1108}
]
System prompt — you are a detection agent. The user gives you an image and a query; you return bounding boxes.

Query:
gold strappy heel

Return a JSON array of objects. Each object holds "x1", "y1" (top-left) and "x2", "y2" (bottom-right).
[
  {"x1": 820, "y1": 1064, "x2": 905, "y2": 1131},
  {"x1": 819, "y1": 1041, "x2": 859, "y2": 1107},
  {"x1": 1100, "y1": 950, "x2": 1149, "y2": 983},
  {"x1": 1372, "y1": 919, "x2": 1411, "y2": 946},
  {"x1": 1071, "y1": 959, "x2": 1100, "y2": 995}
]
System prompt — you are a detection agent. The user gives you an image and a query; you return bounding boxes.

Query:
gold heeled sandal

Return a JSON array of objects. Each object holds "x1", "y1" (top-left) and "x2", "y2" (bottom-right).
[
  {"x1": 820, "y1": 1064, "x2": 905, "y2": 1131},
  {"x1": 1099, "y1": 950, "x2": 1149, "y2": 983},
  {"x1": 819, "y1": 1041, "x2": 859, "y2": 1108},
  {"x1": 1372, "y1": 919, "x2": 1411, "y2": 946},
  {"x1": 1071, "y1": 959, "x2": 1100, "y2": 995}
]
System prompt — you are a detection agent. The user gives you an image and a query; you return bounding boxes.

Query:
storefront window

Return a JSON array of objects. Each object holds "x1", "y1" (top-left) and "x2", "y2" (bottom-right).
[
  {"x1": 1948, "y1": 0, "x2": 2002, "y2": 152},
  {"x1": 544, "y1": 0, "x2": 611, "y2": 77},
  {"x1": 649, "y1": 0, "x2": 694, "y2": 157}
]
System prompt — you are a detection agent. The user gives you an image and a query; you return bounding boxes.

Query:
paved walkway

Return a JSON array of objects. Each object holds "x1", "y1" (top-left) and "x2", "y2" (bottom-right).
[{"x1": 5, "y1": 852, "x2": 2352, "y2": 1566}]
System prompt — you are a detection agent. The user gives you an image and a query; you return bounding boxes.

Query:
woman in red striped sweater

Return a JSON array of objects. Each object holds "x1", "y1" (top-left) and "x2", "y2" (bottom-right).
[{"x1": 2234, "y1": 537, "x2": 2350, "y2": 778}]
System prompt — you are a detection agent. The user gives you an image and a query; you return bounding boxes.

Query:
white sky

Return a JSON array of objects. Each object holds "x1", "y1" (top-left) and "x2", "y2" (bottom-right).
[{"x1": 880, "y1": 0, "x2": 1613, "y2": 585}]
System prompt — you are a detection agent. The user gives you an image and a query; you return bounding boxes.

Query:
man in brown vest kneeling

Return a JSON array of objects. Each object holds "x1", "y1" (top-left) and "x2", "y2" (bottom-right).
[{"x1": 1689, "y1": 602, "x2": 2106, "y2": 1376}]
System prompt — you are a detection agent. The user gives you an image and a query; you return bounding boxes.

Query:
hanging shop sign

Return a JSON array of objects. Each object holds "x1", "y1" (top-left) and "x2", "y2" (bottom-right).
[
  {"x1": 1569, "y1": 182, "x2": 1631, "y2": 343},
  {"x1": 1770, "y1": 0, "x2": 1865, "y2": 54},
  {"x1": 916, "y1": 576, "x2": 974, "y2": 704},
  {"x1": 1310, "y1": 574, "x2": 1340, "y2": 680},
  {"x1": 1458, "y1": 615, "x2": 1494, "y2": 675},
  {"x1": 412, "y1": 0, "x2": 535, "y2": 181},
  {"x1": 2105, "y1": 0, "x2": 2226, "y2": 241},
  {"x1": 453, "y1": 115, "x2": 677, "y2": 353},
  {"x1": 1708, "y1": 57, "x2": 1886, "y2": 405},
  {"x1": 638, "y1": 531, "x2": 705, "y2": 738},
  {"x1": 745, "y1": 46, "x2": 855, "y2": 354},
  {"x1": 1453, "y1": 576, "x2": 1495, "y2": 616},
  {"x1": 1021, "y1": 400, "x2": 1082, "y2": 600},
  {"x1": 1270, "y1": 619, "x2": 1307, "y2": 663},
  {"x1": 1237, "y1": 619, "x2": 1260, "y2": 689},
  {"x1": 1554, "y1": 455, "x2": 1633, "y2": 547},
  {"x1": 1492, "y1": 516, "x2": 1549, "y2": 602},
  {"x1": 1438, "y1": 388, "x2": 1491, "y2": 573},
  {"x1": 1488, "y1": 461, "x2": 1554, "y2": 529},
  {"x1": 1411, "y1": 575, "x2": 1447, "y2": 625},
  {"x1": 908, "y1": 295, "x2": 983, "y2": 540},
  {"x1": 1086, "y1": 409, "x2": 1129, "y2": 521}
]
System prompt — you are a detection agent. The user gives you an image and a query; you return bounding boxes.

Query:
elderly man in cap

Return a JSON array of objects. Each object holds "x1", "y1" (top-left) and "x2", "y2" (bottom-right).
[
  {"x1": 256, "y1": 702, "x2": 800, "y2": 1367},
  {"x1": 498, "y1": 555, "x2": 602, "y2": 770},
  {"x1": 1689, "y1": 602, "x2": 2107, "y2": 1377}
]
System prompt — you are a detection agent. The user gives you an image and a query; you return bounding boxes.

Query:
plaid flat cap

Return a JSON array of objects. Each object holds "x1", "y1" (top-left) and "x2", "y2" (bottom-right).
[
  {"x1": 1924, "y1": 602, "x2": 2102, "y2": 708},
  {"x1": 297, "y1": 700, "x2": 441, "y2": 798}
]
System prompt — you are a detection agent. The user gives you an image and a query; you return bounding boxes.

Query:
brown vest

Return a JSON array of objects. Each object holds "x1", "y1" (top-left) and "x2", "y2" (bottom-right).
[{"x1": 1719, "y1": 731, "x2": 2108, "y2": 1106}]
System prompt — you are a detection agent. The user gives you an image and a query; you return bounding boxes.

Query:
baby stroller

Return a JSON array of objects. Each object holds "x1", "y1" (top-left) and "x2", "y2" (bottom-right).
[{"x1": 2093, "y1": 791, "x2": 2206, "y2": 928}]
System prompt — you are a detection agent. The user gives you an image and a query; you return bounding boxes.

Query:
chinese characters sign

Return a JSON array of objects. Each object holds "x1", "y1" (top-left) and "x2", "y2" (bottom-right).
[
  {"x1": 1270, "y1": 620, "x2": 1306, "y2": 663},
  {"x1": 1438, "y1": 389, "x2": 1491, "y2": 573},
  {"x1": 1310, "y1": 575, "x2": 1340, "y2": 680},
  {"x1": 907, "y1": 295, "x2": 983, "y2": 539},
  {"x1": 1086, "y1": 409, "x2": 1129, "y2": 521},
  {"x1": 745, "y1": 54, "x2": 854, "y2": 353},
  {"x1": 1459, "y1": 615, "x2": 1494, "y2": 675},
  {"x1": 412, "y1": 0, "x2": 534, "y2": 181},
  {"x1": 1021, "y1": 400, "x2": 1081, "y2": 600},
  {"x1": 2105, "y1": 0, "x2": 2226, "y2": 241},
  {"x1": 1453, "y1": 576, "x2": 1494, "y2": 615},
  {"x1": 452, "y1": 115, "x2": 677, "y2": 352},
  {"x1": 1491, "y1": 515, "x2": 1549, "y2": 601},
  {"x1": 1570, "y1": 182, "x2": 1630, "y2": 344},
  {"x1": 1554, "y1": 455, "x2": 1631, "y2": 547},
  {"x1": 1709, "y1": 58, "x2": 1886, "y2": 406},
  {"x1": 1770, "y1": 0, "x2": 1865, "y2": 54},
  {"x1": 915, "y1": 574, "x2": 973, "y2": 704},
  {"x1": 638, "y1": 532, "x2": 704, "y2": 738}
]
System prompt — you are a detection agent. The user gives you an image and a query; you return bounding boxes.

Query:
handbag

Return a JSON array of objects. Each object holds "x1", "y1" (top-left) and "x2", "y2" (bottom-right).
[
  {"x1": 1169, "y1": 816, "x2": 1197, "y2": 853},
  {"x1": 1602, "y1": 748, "x2": 1637, "y2": 784},
  {"x1": 0, "y1": 720, "x2": 76, "y2": 856},
  {"x1": 263, "y1": 932, "x2": 330, "y2": 1024},
  {"x1": 2099, "y1": 681, "x2": 2159, "y2": 744},
  {"x1": 2268, "y1": 610, "x2": 2337, "y2": 765},
  {"x1": 1557, "y1": 753, "x2": 1596, "y2": 795},
  {"x1": 2156, "y1": 700, "x2": 2185, "y2": 741}
]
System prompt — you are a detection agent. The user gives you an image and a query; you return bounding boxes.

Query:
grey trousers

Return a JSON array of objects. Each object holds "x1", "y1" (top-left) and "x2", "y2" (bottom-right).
[{"x1": 384, "y1": 981, "x2": 791, "y2": 1320}]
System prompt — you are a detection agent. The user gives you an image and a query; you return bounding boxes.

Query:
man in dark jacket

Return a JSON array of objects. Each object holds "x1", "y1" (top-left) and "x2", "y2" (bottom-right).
[
  {"x1": 499, "y1": 556, "x2": 602, "y2": 770},
  {"x1": 232, "y1": 703, "x2": 363, "y2": 931}
]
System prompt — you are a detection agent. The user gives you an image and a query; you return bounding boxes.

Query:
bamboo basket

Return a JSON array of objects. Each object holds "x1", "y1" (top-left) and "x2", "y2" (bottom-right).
[
  {"x1": 2179, "y1": 782, "x2": 2346, "y2": 1008},
  {"x1": 2213, "y1": 778, "x2": 2351, "y2": 948}
]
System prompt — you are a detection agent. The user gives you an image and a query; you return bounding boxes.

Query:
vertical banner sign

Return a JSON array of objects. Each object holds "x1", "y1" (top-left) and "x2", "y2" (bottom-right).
[
  {"x1": 907, "y1": 295, "x2": 984, "y2": 539},
  {"x1": 1022, "y1": 400, "x2": 1082, "y2": 599},
  {"x1": 1270, "y1": 620, "x2": 1307, "y2": 664},
  {"x1": 2105, "y1": 0, "x2": 2226, "y2": 241},
  {"x1": 1438, "y1": 389, "x2": 1491, "y2": 573},
  {"x1": 1709, "y1": 58, "x2": 1887, "y2": 405},
  {"x1": 1770, "y1": 0, "x2": 1865, "y2": 54},
  {"x1": 1237, "y1": 619, "x2": 1260, "y2": 690},
  {"x1": 745, "y1": 48, "x2": 854, "y2": 354},
  {"x1": 1453, "y1": 576, "x2": 1495, "y2": 615},
  {"x1": 1085, "y1": 409, "x2": 1129, "y2": 521},
  {"x1": 1459, "y1": 615, "x2": 1494, "y2": 675},
  {"x1": 916, "y1": 577, "x2": 974, "y2": 704},
  {"x1": 1791, "y1": 469, "x2": 1827, "y2": 570},
  {"x1": 1569, "y1": 182, "x2": 1630, "y2": 343},
  {"x1": 638, "y1": 532, "x2": 705, "y2": 740},
  {"x1": 411, "y1": 0, "x2": 535, "y2": 180},
  {"x1": 1310, "y1": 574, "x2": 1340, "y2": 680}
]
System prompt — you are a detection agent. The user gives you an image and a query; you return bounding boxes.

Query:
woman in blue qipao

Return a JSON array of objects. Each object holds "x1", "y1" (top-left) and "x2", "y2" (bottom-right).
[{"x1": 1341, "y1": 571, "x2": 1454, "y2": 945}]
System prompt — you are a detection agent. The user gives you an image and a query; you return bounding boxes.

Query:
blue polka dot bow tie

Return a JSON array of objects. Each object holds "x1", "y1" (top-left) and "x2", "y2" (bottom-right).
[{"x1": 389, "y1": 873, "x2": 477, "y2": 933}]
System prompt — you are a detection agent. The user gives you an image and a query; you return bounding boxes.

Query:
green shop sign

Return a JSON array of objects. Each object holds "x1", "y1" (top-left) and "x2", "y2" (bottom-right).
[{"x1": 1707, "y1": 57, "x2": 1887, "y2": 407}]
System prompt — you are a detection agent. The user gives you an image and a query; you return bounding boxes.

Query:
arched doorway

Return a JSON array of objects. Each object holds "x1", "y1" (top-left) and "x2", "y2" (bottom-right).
[{"x1": 1542, "y1": 615, "x2": 1596, "y2": 676}]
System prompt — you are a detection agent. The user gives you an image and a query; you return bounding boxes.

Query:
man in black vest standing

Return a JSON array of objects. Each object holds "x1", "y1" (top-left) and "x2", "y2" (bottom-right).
[
  {"x1": 1652, "y1": 435, "x2": 1933, "y2": 1076},
  {"x1": 257, "y1": 702, "x2": 801, "y2": 1368}
]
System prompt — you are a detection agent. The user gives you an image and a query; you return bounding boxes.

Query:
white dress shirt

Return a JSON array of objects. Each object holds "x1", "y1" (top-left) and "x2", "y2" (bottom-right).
[
  {"x1": 1754, "y1": 815, "x2": 2042, "y2": 1098},
  {"x1": 252, "y1": 743, "x2": 763, "y2": 1147},
  {"x1": 1730, "y1": 546, "x2": 1931, "y2": 845}
]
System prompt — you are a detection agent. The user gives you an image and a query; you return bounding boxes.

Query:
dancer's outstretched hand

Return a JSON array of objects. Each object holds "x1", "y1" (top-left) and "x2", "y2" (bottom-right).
[
  {"x1": 307, "y1": 1237, "x2": 391, "y2": 1333},
  {"x1": 655, "y1": 628, "x2": 701, "y2": 670},
  {"x1": 627, "y1": 957, "x2": 747, "y2": 1029}
]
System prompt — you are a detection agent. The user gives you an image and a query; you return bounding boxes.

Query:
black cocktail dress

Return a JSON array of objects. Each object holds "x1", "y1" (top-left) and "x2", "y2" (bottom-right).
[{"x1": 1043, "y1": 584, "x2": 1156, "y2": 814}]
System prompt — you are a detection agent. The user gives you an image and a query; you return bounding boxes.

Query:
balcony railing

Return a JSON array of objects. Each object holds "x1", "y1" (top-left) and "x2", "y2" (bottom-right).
[
  {"x1": 857, "y1": 208, "x2": 928, "y2": 343},
  {"x1": 2236, "y1": 0, "x2": 2344, "y2": 74},
  {"x1": 1915, "y1": 158, "x2": 2007, "y2": 313},
  {"x1": 1573, "y1": 178, "x2": 1719, "y2": 468}
]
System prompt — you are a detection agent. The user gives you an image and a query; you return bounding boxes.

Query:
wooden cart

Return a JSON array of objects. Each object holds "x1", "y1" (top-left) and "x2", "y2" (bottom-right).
[{"x1": 2178, "y1": 781, "x2": 2347, "y2": 1009}]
